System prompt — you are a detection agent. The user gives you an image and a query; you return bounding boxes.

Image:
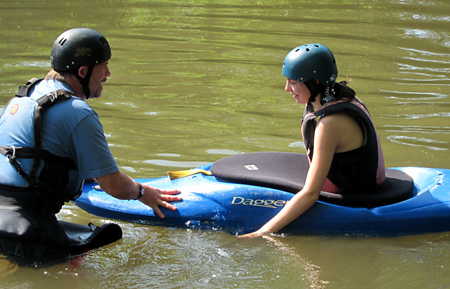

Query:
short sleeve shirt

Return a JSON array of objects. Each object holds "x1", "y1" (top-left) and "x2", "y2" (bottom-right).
[{"x1": 30, "y1": 79, "x2": 119, "y2": 193}]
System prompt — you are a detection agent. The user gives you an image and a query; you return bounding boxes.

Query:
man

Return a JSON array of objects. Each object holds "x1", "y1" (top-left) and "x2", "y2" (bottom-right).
[{"x1": 0, "y1": 28, "x2": 182, "y2": 262}]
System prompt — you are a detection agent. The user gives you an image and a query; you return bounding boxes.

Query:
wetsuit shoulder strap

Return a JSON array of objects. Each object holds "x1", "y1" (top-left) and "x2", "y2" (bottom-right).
[{"x1": 29, "y1": 89, "x2": 75, "y2": 188}]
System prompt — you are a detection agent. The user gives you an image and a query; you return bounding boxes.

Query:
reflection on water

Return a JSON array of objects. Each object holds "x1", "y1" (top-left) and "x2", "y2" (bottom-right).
[
  {"x1": 387, "y1": 134, "x2": 448, "y2": 151},
  {"x1": 0, "y1": 0, "x2": 450, "y2": 288}
]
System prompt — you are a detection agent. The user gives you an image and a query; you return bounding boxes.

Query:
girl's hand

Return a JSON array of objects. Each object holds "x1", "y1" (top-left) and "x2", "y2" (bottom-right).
[{"x1": 238, "y1": 229, "x2": 267, "y2": 239}]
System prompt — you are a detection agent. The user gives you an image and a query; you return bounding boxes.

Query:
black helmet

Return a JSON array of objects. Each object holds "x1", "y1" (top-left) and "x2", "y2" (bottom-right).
[
  {"x1": 282, "y1": 43, "x2": 337, "y2": 87},
  {"x1": 51, "y1": 28, "x2": 111, "y2": 71}
]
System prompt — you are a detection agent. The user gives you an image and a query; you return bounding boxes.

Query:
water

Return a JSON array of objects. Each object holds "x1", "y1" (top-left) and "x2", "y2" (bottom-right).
[{"x1": 0, "y1": 0, "x2": 450, "y2": 288}]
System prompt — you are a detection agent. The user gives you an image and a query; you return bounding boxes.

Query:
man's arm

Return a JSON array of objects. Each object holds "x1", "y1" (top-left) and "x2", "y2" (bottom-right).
[{"x1": 96, "y1": 171, "x2": 182, "y2": 218}]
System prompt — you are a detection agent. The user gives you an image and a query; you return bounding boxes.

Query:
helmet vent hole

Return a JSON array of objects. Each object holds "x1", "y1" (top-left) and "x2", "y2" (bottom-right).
[
  {"x1": 295, "y1": 49, "x2": 300, "y2": 52},
  {"x1": 99, "y1": 37, "x2": 107, "y2": 45},
  {"x1": 58, "y1": 38, "x2": 67, "y2": 46},
  {"x1": 306, "y1": 48, "x2": 310, "y2": 52}
]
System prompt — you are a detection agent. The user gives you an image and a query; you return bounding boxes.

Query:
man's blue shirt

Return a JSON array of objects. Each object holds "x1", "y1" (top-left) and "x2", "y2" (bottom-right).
[{"x1": 0, "y1": 79, "x2": 118, "y2": 194}]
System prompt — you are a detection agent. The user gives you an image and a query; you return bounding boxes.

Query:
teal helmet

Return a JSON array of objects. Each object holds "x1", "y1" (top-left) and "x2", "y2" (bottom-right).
[
  {"x1": 51, "y1": 28, "x2": 111, "y2": 71},
  {"x1": 282, "y1": 43, "x2": 338, "y2": 86}
]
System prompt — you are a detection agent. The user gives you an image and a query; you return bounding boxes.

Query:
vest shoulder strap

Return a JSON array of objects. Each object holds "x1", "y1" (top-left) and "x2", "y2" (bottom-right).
[
  {"x1": 16, "y1": 78, "x2": 41, "y2": 97},
  {"x1": 1, "y1": 79, "x2": 75, "y2": 187}
]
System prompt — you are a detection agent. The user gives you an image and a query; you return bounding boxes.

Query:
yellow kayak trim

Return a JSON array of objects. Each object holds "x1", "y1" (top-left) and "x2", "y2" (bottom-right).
[{"x1": 167, "y1": 169, "x2": 213, "y2": 180}]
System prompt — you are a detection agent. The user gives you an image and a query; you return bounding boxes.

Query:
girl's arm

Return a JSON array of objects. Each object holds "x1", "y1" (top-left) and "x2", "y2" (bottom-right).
[{"x1": 239, "y1": 116, "x2": 341, "y2": 238}]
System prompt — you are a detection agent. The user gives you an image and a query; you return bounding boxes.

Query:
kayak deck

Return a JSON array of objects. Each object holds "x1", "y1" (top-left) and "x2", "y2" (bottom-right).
[{"x1": 75, "y1": 161, "x2": 450, "y2": 236}]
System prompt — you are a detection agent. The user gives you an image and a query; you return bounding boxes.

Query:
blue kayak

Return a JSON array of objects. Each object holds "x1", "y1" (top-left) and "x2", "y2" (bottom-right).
[{"x1": 74, "y1": 152, "x2": 450, "y2": 236}]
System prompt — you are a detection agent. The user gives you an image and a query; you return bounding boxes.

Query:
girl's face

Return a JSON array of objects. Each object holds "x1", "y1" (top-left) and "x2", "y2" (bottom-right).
[{"x1": 285, "y1": 78, "x2": 310, "y2": 104}]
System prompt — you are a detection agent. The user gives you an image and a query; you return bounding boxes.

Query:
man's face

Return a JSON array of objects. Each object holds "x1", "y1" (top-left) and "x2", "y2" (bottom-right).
[{"x1": 88, "y1": 60, "x2": 111, "y2": 99}]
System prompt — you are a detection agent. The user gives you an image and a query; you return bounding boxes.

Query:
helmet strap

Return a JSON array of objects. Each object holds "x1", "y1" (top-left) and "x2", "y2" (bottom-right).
[
  {"x1": 322, "y1": 86, "x2": 335, "y2": 106},
  {"x1": 304, "y1": 80, "x2": 335, "y2": 106},
  {"x1": 74, "y1": 65, "x2": 94, "y2": 99}
]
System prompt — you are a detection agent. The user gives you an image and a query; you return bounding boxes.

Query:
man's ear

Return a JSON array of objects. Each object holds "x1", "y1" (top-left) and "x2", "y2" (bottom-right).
[{"x1": 77, "y1": 66, "x2": 88, "y2": 79}]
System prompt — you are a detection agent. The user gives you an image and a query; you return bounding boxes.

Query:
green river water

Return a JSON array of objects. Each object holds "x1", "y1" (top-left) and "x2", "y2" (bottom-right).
[{"x1": 0, "y1": 0, "x2": 449, "y2": 288}]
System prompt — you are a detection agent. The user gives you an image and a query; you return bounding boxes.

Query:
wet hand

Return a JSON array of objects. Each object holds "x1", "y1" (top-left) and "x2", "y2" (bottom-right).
[
  {"x1": 238, "y1": 229, "x2": 267, "y2": 239},
  {"x1": 140, "y1": 186, "x2": 182, "y2": 218}
]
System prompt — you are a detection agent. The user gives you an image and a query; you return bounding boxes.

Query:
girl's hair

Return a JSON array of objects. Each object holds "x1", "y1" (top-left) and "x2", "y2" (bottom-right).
[
  {"x1": 306, "y1": 79, "x2": 356, "y2": 105},
  {"x1": 333, "y1": 80, "x2": 356, "y2": 101}
]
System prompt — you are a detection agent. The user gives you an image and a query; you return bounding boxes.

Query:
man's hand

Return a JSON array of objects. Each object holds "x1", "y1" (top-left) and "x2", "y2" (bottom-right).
[
  {"x1": 96, "y1": 171, "x2": 182, "y2": 218},
  {"x1": 139, "y1": 185, "x2": 182, "y2": 218}
]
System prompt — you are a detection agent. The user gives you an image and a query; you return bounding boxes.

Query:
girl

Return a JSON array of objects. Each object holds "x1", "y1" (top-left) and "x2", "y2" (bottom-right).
[{"x1": 239, "y1": 44, "x2": 385, "y2": 238}]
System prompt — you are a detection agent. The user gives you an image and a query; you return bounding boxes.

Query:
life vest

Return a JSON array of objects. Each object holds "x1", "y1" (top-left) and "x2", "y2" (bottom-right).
[
  {"x1": 301, "y1": 98, "x2": 385, "y2": 194},
  {"x1": 0, "y1": 78, "x2": 79, "y2": 204}
]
